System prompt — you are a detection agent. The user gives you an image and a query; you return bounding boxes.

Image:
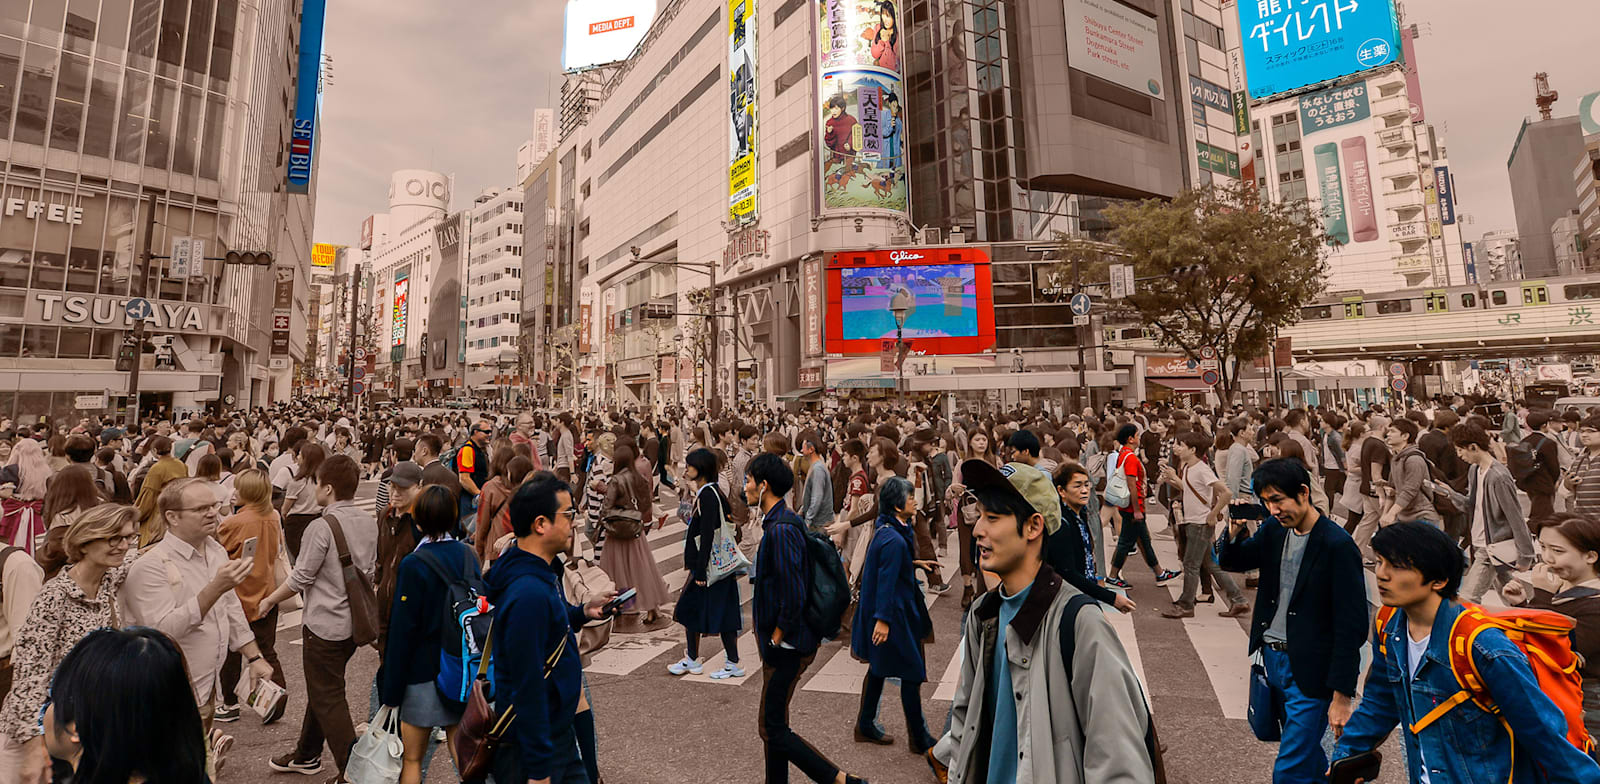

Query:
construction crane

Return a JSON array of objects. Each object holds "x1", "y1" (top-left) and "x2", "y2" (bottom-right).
[{"x1": 1535, "y1": 72, "x2": 1559, "y2": 120}]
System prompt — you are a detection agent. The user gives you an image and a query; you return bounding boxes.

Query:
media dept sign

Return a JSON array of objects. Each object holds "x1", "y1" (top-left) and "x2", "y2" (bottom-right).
[
  {"x1": 562, "y1": 0, "x2": 657, "y2": 73},
  {"x1": 1237, "y1": 0, "x2": 1402, "y2": 100}
]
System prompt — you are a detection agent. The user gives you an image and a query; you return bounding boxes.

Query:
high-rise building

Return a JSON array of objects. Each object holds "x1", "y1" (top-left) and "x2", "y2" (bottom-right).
[
  {"x1": 1508, "y1": 114, "x2": 1585, "y2": 278},
  {"x1": 1573, "y1": 124, "x2": 1600, "y2": 271},
  {"x1": 366, "y1": 170, "x2": 454, "y2": 401},
  {"x1": 464, "y1": 187, "x2": 524, "y2": 395},
  {"x1": 1477, "y1": 230, "x2": 1524, "y2": 282},
  {"x1": 0, "y1": 0, "x2": 322, "y2": 422}
]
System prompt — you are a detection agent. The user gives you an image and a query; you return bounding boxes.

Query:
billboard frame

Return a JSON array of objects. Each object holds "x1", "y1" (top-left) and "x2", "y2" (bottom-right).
[{"x1": 823, "y1": 247, "x2": 995, "y2": 356}]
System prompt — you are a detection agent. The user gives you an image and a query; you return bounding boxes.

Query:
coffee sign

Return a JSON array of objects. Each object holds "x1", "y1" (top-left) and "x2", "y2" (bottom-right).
[{"x1": 1, "y1": 197, "x2": 84, "y2": 225}]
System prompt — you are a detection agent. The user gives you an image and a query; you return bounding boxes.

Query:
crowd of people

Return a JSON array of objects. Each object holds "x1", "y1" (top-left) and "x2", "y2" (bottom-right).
[{"x1": 1, "y1": 391, "x2": 1599, "y2": 783}]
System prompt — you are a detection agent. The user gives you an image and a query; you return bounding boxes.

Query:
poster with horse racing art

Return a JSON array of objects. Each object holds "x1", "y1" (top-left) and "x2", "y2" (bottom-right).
[{"x1": 819, "y1": 71, "x2": 907, "y2": 212}]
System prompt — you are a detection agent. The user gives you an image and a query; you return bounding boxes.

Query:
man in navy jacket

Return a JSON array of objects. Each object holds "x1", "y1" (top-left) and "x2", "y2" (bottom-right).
[
  {"x1": 1218, "y1": 458, "x2": 1367, "y2": 784},
  {"x1": 486, "y1": 474, "x2": 613, "y2": 784},
  {"x1": 747, "y1": 452, "x2": 866, "y2": 784}
]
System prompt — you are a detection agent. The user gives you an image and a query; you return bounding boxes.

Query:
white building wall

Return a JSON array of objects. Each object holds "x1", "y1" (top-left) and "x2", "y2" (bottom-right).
[{"x1": 465, "y1": 188, "x2": 525, "y2": 385}]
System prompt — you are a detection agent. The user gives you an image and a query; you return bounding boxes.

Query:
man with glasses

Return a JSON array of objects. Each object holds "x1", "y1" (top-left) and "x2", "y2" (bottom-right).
[
  {"x1": 122, "y1": 477, "x2": 275, "y2": 752},
  {"x1": 1566, "y1": 414, "x2": 1600, "y2": 518},
  {"x1": 456, "y1": 420, "x2": 493, "y2": 538}
]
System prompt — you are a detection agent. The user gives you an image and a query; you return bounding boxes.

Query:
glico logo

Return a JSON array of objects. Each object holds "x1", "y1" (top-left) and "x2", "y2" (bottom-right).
[{"x1": 889, "y1": 251, "x2": 924, "y2": 264}]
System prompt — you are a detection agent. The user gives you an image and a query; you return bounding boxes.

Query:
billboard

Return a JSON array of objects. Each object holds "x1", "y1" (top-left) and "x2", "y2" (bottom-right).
[
  {"x1": 1298, "y1": 82, "x2": 1370, "y2": 133},
  {"x1": 1065, "y1": 0, "x2": 1165, "y2": 98},
  {"x1": 1237, "y1": 0, "x2": 1401, "y2": 100},
  {"x1": 562, "y1": 0, "x2": 657, "y2": 73},
  {"x1": 287, "y1": 0, "x2": 326, "y2": 193},
  {"x1": 1400, "y1": 24, "x2": 1425, "y2": 123},
  {"x1": 728, "y1": 0, "x2": 758, "y2": 224},
  {"x1": 824, "y1": 247, "x2": 995, "y2": 356},
  {"x1": 1435, "y1": 166, "x2": 1454, "y2": 225},
  {"x1": 428, "y1": 214, "x2": 463, "y2": 376},
  {"x1": 391, "y1": 267, "x2": 409, "y2": 362},
  {"x1": 311, "y1": 242, "x2": 338, "y2": 268},
  {"x1": 359, "y1": 216, "x2": 375, "y2": 251},
  {"x1": 815, "y1": 0, "x2": 908, "y2": 216}
]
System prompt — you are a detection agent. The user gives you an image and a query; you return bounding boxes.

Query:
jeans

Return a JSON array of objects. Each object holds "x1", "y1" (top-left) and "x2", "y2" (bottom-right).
[
  {"x1": 1110, "y1": 509, "x2": 1159, "y2": 573},
  {"x1": 490, "y1": 725, "x2": 587, "y2": 784},
  {"x1": 1263, "y1": 647, "x2": 1331, "y2": 784},
  {"x1": 1460, "y1": 545, "x2": 1507, "y2": 604},
  {"x1": 220, "y1": 609, "x2": 285, "y2": 705},
  {"x1": 858, "y1": 674, "x2": 933, "y2": 747},
  {"x1": 1177, "y1": 523, "x2": 1244, "y2": 610},
  {"x1": 759, "y1": 648, "x2": 841, "y2": 784},
  {"x1": 295, "y1": 630, "x2": 358, "y2": 773}
]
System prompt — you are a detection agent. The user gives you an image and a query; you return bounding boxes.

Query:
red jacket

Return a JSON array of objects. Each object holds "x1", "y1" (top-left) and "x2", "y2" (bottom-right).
[{"x1": 1117, "y1": 446, "x2": 1146, "y2": 515}]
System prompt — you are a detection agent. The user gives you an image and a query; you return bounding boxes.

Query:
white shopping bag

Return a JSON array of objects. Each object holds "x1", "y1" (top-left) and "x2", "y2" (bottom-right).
[{"x1": 345, "y1": 705, "x2": 404, "y2": 784}]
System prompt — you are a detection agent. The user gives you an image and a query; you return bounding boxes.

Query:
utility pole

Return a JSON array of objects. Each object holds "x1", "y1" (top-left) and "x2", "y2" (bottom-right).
[
  {"x1": 124, "y1": 192, "x2": 158, "y2": 425},
  {"x1": 345, "y1": 265, "x2": 361, "y2": 408},
  {"x1": 1073, "y1": 254, "x2": 1085, "y2": 413}
]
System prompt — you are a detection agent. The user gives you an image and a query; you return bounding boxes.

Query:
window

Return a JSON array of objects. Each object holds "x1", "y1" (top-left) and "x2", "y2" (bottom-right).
[
  {"x1": 1564, "y1": 283, "x2": 1600, "y2": 301},
  {"x1": 1300, "y1": 306, "x2": 1333, "y2": 320},
  {"x1": 1461, "y1": 292, "x2": 1478, "y2": 309},
  {"x1": 1522, "y1": 284, "x2": 1549, "y2": 305},
  {"x1": 1343, "y1": 300, "x2": 1365, "y2": 319},
  {"x1": 1375, "y1": 299, "x2": 1412, "y2": 315},
  {"x1": 1491, "y1": 290, "x2": 1508, "y2": 306}
]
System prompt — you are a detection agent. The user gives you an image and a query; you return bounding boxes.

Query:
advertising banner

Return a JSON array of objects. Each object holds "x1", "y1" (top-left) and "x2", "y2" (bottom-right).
[
  {"x1": 1582, "y1": 91, "x2": 1600, "y2": 136},
  {"x1": 803, "y1": 256, "x2": 824, "y2": 358},
  {"x1": 1435, "y1": 166, "x2": 1454, "y2": 225},
  {"x1": 1464, "y1": 241, "x2": 1477, "y2": 283},
  {"x1": 287, "y1": 0, "x2": 326, "y2": 193},
  {"x1": 1190, "y1": 76, "x2": 1232, "y2": 113},
  {"x1": 1401, "y1": 25, "x2": 1425, "y2": 123},
  {"x1": 272, "y1": 264, "x2": 294, "y2": 311},
  {"x1": 1314, "y1": 143, "x2": 1349, "y2": 245},
  {"x1": 428, "y1": 214, "x2": 463, "y2": 376},
  {"x1": 360, "y1": 216, "x2": 374, "y2": 250},
  {"x1": 579, "y1": 303, "x2": 592, "y2": 353},
  {"x1": 1341, "y1": 136, "x2": 1378, "y2": 243},
  {"x1": 816, "y1": 0, "x2": 908, "y2": 216},
  {"x1": 1236, "y1": 0, "x2": 1401, "y2": 99},
  {"x1": 562, "y1": 0, "x2": 657, "y2": 72},
  {"x1": 391, "y1": 267, "x2": 409, "y2": 362},
  {"x1": 729, "y1": 0, "x2": 758, "y2": 224},
  {"x1": 1064, "y1": 0, "x2": 1164, "y2": 98},
  {"x1": 1298, "y1": 82, "x2": 1370, "y2": 133},
  {"x1": 312, "y1": 242, "x2": 338, "y2": 268}
]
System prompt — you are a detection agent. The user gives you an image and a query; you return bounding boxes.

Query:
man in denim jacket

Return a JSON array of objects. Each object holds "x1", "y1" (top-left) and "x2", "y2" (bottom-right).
[{"x1": 1332, "y1": 522, "x2": 1600, "y2": 784}]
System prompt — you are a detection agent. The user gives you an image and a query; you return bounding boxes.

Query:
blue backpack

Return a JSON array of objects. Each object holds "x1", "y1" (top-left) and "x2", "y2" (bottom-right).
[{"x1": 410, "y1": 546, "x2": 495, "y2": 706}]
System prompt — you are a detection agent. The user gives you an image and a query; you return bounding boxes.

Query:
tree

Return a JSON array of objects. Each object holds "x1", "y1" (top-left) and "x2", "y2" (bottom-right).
[{"x1": 1069, "y1": 182, "x2": 1330, "y2": 403}]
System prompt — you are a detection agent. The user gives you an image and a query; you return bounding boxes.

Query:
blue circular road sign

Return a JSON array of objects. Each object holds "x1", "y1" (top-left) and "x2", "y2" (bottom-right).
[
  {"x1": 125, "y1": 298, "x2": 153, "y2": 321},
  {"x1": 1069, "y1": 292, "x2": 1092, "y2": 317}
]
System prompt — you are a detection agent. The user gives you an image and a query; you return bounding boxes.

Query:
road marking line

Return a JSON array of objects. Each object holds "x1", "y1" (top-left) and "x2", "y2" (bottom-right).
[{"x1": 1150, "y1": 535, "x2": 1249, "y2": 720}]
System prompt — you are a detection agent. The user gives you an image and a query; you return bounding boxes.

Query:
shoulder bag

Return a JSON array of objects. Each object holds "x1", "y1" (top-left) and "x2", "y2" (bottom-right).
[
  {"x1": 601, "y1": 478, "x2": 645, "y2": 540},
  {"x1": 455, "y1": 630, "x2": 568, "y2": 781},
  {"x1": 562, "y1": 555, "x2": 615, "y2": 665},
  {"x1": 324, "y1": 512, "x2": 380, "y2": 648},
  {"x1": 701, "y1": 488, "x2": 751, "y2": 585}
]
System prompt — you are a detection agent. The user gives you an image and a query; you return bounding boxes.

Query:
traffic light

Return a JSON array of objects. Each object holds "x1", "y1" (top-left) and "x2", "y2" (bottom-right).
[
  {"x1": 115, "y1": 334, "x2": 138, "y2": 372},
  {"x1": 223, "y1": 250, "x2": 275, "y2": 266},
  {"x1": 1174, "y1": 264, "x2": 1205, "y2": 279}
]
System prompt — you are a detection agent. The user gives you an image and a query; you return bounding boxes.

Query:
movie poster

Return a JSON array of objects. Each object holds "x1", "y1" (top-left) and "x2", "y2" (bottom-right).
[
  {"x1": 729, "y1": 0, "x2": 758, "y2": 224},
  {"x1": 815, "y1": 0, "x2": 908, "y2": 215}
]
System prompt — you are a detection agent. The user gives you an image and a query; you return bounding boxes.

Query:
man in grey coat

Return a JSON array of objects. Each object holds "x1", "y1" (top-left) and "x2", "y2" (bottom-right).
[
  {"x1": 1379, "y1": 419, "x2": 1440, "y2": 527},
  {"x1": 1447, "y1": 421, "x2": 1536, "y2": 602},
  {"x1": 928, "y1": 459, "x2": 1159, "y2": 784},
  {"x1": 797, "y1": 434, "x2": 833, "y2": 533}
]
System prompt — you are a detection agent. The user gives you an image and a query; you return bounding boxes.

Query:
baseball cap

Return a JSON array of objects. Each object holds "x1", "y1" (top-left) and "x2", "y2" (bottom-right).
[
  {"x1": 959, "y1": 459, "x2": 1061, "y2": 535},
  {"x1": 389, "y1": 461, "x2": 423, "y2": 488},
  {"x1": 99, "y1": 427, "x2": 126, "y2": 444}
]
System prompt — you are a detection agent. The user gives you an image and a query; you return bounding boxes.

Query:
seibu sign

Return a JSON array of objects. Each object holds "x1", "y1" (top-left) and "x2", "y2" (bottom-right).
[{"x1": 28, "y1": 292, "x2": 207, "y2": 330}]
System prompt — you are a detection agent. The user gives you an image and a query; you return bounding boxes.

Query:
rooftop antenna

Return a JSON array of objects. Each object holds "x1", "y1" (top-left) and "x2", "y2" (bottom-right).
[{"x1": 1535, "y1": 72, "x2": 1559, "y2": 121}]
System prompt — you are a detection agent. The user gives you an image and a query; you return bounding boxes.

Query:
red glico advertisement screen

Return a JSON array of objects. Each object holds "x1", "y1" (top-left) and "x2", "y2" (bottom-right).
[{"x1": 825, "y1": 247, "x2": 996, "y2": 356}]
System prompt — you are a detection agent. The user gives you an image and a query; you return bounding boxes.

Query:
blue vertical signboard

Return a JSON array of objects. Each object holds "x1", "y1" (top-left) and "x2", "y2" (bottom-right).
[
  {"x1": 287, "y1": 0, "x2": 327, "y2": 194},
  {"x1": 1434, "y1": 166, "x2": 1455, "y2": 225},
  {"x1": 1236, "y1": 0, "x2": 1401, "y2": 99}
]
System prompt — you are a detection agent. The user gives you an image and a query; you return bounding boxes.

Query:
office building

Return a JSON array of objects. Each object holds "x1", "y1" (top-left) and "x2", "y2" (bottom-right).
[
  {"x1": 365, "y1": 169, "x2": 458, "y2": 400},
  {"x1": 463, "y1": 187, "x2": 524, "y2": 394},
  {"x1": 0, "y1": 0, "x2": 322, "y2": 422},
  {"x1": 1574, "y1": 130, "x2": 1600, "y2": 270},
  {"x1": 1508, "y1": 114, "x2": 1584, "y2": 278},
  {"x1": 1478, "y1": 230, "x2": 1523, "y2": 282}
]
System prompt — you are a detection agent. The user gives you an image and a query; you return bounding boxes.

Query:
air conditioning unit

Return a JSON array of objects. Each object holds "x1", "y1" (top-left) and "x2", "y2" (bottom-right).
[
  {"x1": 920, "y1": 228, "x2": 942, "y2": 245},
  {"x1": 888, "y1": 231, "x2": 913, "y2": 246}
]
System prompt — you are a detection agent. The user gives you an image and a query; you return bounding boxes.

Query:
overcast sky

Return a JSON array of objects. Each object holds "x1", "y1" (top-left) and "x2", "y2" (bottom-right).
[{"x1": 309, "y1": 0, "x2": 1597, "y2": 250}]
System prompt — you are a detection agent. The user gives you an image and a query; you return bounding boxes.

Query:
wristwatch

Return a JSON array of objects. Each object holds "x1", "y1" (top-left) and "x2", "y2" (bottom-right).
[{"x1": 247, "y1": 654, "x2": 263, "y2": 664}]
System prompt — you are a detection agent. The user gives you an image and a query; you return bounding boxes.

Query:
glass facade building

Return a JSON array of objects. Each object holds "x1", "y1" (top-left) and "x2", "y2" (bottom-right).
[{"x1": 0, "y1": 0, "x2": 315, "y2": 423}]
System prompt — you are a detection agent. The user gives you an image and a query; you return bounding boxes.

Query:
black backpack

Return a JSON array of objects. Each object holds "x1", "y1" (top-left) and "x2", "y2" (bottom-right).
[
  {"x1": 801, "y1": 527, "x2": 851, "y2": 641},
  {"x1": 1059, "y1": 592, "x2": 1168, "y2": 784},
  {"x1": 1507, "y1": 434, "x2": 1544, "y2": 490}
]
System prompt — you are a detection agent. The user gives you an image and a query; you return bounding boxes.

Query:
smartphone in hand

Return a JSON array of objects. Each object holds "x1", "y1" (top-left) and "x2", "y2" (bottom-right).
[
  {"x1": 1329, "y1": 751, "x2": 1381, "y2": 784},
  {"x1": 603, "y1": 587, "x2": 639, "y2": 617},
  {"x1": 241, "y1": 536, "x2": 259, "y2": 562}
]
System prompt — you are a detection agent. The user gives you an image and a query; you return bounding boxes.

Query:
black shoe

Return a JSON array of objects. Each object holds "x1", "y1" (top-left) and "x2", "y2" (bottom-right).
[
  {"x1": 853, "y1": 721, "x2": 894, "y2": 745},
  {"x1": 910, "y1": 732, "x2": 939, "y2": 755},
  {"x1": 846, "y1": 777, "x2": 870, "y2": 784}
]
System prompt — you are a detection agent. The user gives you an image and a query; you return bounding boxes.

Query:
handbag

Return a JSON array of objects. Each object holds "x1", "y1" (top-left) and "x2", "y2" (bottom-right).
[
  {"x1": 562, "y1": 554, "x2": 615, "y2": 665},
  {"x1": 703, "y1": 490, "x2": 751, "y2": 585},
  {"x1": 346, "y1": 705, "x2": 404, "y2": 784},
  {"x1": 453, "y1": 629, "x2": 520, "y2": 781},
  {"x1": 1247, "y1": 662, "x2": 1283, "y2": 742},
  {"x1": 270, "y1": 515, "x2": 302, "y2": 613},
  {"x1": 601, "y1": 478, "x2": 645, "y2": 540},
  {"x1": 1104, "y1": 451, "x2": 1132, "y2": 509},
  {"x1": 324, "y1": 513, "x2": 380, "y2": 648}
]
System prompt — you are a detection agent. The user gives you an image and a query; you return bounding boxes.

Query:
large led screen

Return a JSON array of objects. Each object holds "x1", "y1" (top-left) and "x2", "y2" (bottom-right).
[
  {"x1": 1236, "y1": 0, "x2": 1400, "y2": 100},
  {"x1": 825, "y1": 248, "x2": 995, "y2": 356},
  {"x1": 563, "y1": 0, "x2": 658, "y2": 73}
]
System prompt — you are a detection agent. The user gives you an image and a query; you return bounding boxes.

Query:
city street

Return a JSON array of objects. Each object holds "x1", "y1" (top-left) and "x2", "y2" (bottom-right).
[{"x1": 217, "y1": 480, "x2": 1406, "y2": 784}]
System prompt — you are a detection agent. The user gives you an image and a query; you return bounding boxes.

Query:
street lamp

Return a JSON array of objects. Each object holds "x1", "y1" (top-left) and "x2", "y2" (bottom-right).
[
  {"x1": 890, "y1": 294, "x2": 910, "y2": 409},
  {"x1": 673, "y1": 333, "x2": 684, "y2": 409}
]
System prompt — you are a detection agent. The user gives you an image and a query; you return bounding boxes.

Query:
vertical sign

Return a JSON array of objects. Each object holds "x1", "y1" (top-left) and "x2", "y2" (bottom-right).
[
  {"x1": 169, "y1": 237, "x2": 192, "y2": 278},
  {"x1": 815, "y1": 0, "x2": 908, "y2": 216},
  {"x1": 1464, "y1": 242, "x2": 1477, "y2": 284},
  {"x1": 1109, "y1": 264, "x2": 1127, "y2": 300},
  {"x1": 1341, "y1": 137, "x2": 1378, "y2": 242},
  {"x1": 287, "y1": 0, "x2": 326, "y2": 193},
  {"x1": 1226, "y1": 46, "x2": 1256, "y2": 191},
  {"x1": 272, "y1": 264, "x2": 294, "y2": 359},
  {"x1": 578, "y1": 303, "x2": 592, "y2": 354},
  {"x1": 1400, "y1": 25, "x2": 1425, "y2": 124},
  {"x1": 428, "y1": 214, "x2": 463, "y2": 376},
  {"x1": 1314, "y1": 143, "x2": 1348, "y2": 244},
  {"x1": 359, "y1": 216, "x2": 375, "y2": 250},
  {"x1": 391, "y1": 267, "x2": 409, "y2": 363},
  {"x1": 802, "y1": 256, "x2": 823, "y2": 358},
  {"x1": 190, "y1": 239, "x2": 205, "y2": 278},
  {"x1": 1434, "y1": 166, "x2": 1455, "y2": 225},
  {"x1": 729, "y1": 0, "x2": 758, "y2": 224}
]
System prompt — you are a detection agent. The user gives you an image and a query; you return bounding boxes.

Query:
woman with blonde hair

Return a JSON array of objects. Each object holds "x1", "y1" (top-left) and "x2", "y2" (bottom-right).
[
  {"x1": 0, "y1": 438, "x2": 51, "y2": 553},
  {"x1": 0, "y1": 503, "x2": 140, "y2": 782},
  {"x1": 36, "y1": 464, "x2": 105, "y2": 579},
  {"x1": 215, "y1": 468, "x2": 289, "y2": 724}
]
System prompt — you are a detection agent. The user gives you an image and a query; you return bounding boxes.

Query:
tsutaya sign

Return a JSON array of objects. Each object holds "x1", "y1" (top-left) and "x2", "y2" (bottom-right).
[
  {"x1": 28, "y1": 292, "x2": 208, "y2": 330},
  {"x1": 2, "y1": 197, "x2": 85, "y2": 225}
]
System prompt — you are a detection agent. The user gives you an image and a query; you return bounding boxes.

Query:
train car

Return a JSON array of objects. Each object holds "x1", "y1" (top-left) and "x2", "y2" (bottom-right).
[{"x1": 1297, "y1": 272, "x2": 1600, "y2": 324}]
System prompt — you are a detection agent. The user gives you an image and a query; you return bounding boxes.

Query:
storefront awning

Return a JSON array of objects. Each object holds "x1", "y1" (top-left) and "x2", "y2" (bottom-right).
[
  {"x1": 775, "y1": 387, "x2": 824, "y2": 402},
  {"x1": 1149, "y1": 377, "x2": 1213, "y2": 393}
]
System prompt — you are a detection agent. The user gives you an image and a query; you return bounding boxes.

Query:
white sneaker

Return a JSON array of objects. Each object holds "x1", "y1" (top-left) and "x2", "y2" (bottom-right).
[
  {"x1": 708, "y1": 662, "x2": 745, "y2": 680},
  {"x1": 667, "y1": 657, "x2": 703, "y2": 675}
]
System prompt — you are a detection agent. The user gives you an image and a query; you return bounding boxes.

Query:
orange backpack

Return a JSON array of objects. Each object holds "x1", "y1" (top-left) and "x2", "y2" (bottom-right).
[{"x1": 1374, "y1": 603, "x2": 1596, "y2": 760}]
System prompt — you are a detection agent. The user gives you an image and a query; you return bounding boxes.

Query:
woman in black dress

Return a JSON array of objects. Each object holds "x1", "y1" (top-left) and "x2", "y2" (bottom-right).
[{"x1": 666, "y1": 447, "x2": 746, "y2": 679}]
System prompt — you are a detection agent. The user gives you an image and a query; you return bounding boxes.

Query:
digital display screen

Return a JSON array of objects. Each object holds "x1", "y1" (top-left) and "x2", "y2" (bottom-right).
[{"x1": 839, "y1": 264, "x2": 978, "y2": 340}]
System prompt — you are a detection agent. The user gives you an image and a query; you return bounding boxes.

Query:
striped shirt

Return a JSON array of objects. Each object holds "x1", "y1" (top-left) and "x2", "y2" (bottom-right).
[{"x1": 1572, "y1": 452, "x2": 1600, "y2": 518}]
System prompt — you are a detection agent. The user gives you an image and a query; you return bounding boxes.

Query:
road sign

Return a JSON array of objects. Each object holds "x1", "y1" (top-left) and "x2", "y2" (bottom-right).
[
  {"x1": 1201, "y1": 369, "x2": 1220, "y2": 386},
  {"x1": 352, "y1": 381, "x2": 365, "y2": 396},
  {"x1": 354, "y1": 346, "x2": 368, "y2": 361},
  {"x1": 272, "y1": 314, "x2": 291, "y2": 330},
  {"x1": 1187, "y1": 359, "x2": 1200, "y2": 370},
  {"x1": 1109, "y1": 265, "x2": 1128, "y2": 300},
  {"x1": 74, "y1": 394, "x2": 107, "y2": 410},
  {"x1": 1073, "y1": 314, "x2": 1090, "y2": 327},
  {"x1": 223, "y1": 394, "x2": 236, "y2": 406},
  {"x1": 1388, "y1": 362, "x2": 1405, "y2": 376},
  {"x1": 353, "y1": 366, "x2": 366, "y2": 380},
  {"x1": 1069, "y1": 292, "x2": 1092, "y2": 316},
  {"x1": 1199, "y1": 346, "x2": 1217, "y2": 360},
  {"x1": 125, "y1": 298, "x2": 153, "y2": 321},
  {"x1": 170, "y1": 237, "x2": 192, "y2": 278},
  {"x1": 1200, "y1": 358, "x2": 1220, "y2": 370},
  {"x1": 1390, "y1": 376, "x2": 1407, "y2": 392}
]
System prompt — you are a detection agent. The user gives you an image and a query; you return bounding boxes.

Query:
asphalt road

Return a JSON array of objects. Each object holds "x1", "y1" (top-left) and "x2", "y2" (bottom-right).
[{"x1": 217, "y1": 481, "x2": 1408, "y2": 784}]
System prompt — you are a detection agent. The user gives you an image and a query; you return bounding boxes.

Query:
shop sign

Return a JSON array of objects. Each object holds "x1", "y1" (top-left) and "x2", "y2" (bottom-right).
[
  {"x1": 1143, "y1": 355, "x2": 1200, "y2": 378},
  {"x1": 723, "y1": 224, "x2": 770, "y2": 270},
  {"x1": 28, "y1": 292, "x2": 206, "y2": 330},
  {"x1": 802, "y1": 257, "x2": 824, "y2": 358},
  {"x1": 798, "y1": 366, "x2": 823, "y2": 388},
  {"x1": 617, "y1": 357, "x2": 654, "y2": 378},
  {"x1": 1, "y1": 197, "x2": 84, "y2": 225},
  {"x1": 74, "y1": 394, "x2": 107, "y2": 410}
]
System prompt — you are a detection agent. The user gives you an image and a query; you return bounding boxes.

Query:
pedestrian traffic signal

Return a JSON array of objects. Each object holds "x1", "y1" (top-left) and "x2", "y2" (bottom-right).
[
  {"x1": 223, "y1": 250, "x2": 274, "y2": 266},
  {"x1": 115, "y1": 334, "x2": 139, "y2": 372}
]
